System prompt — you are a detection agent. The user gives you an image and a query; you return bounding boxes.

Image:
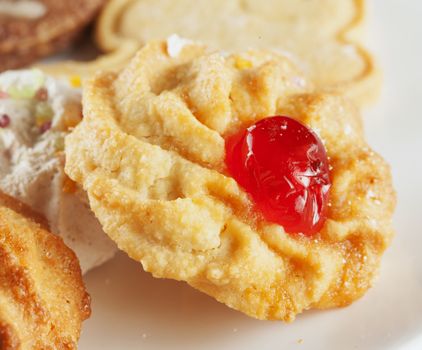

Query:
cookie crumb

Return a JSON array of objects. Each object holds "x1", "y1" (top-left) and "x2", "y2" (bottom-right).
[
  {"x1": 69, "y1": 76, "x2": 82, "y2": 88},
  {"x1": 166, "y1": 34, "x2": 192, "y2": 58}
]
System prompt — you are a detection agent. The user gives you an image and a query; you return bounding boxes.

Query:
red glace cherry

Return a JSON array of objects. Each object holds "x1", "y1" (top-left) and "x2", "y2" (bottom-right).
[{"x1": 225, "y1": 116, "x2": 331, "y2": 236}]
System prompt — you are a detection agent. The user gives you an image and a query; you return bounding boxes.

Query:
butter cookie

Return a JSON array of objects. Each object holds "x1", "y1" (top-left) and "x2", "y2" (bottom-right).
[{"x1": 65, "y1": 41, "x2": 395, "y2": 321}]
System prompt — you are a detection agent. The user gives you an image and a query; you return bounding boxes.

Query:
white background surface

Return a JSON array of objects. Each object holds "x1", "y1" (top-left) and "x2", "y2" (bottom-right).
[{"x1": 79, "y1": 1, "x2": 422, "y2": 349}]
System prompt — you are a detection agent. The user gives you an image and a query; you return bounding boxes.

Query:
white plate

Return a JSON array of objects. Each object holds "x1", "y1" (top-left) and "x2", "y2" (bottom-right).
[{"x1": 79, "y1": 1, "x2": 422, "y2": 349}]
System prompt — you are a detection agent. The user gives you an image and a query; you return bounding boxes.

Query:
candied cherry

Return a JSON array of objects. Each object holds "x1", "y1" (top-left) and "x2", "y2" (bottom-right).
[{"x1": 225, "y1": 116, "x2": 331, "y2": 236}]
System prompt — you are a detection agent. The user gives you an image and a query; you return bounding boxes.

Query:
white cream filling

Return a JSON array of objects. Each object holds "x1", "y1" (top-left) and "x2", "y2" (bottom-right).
[
  {"x1": 0, "y1": 70, "x2": 117, "y2": 273},
  {"x1": 0, "y1": 0, "x2": 47, "y2": 19}
]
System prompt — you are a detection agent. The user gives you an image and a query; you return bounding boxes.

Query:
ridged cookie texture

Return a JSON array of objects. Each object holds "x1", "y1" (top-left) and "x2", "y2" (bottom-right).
[
  {"x1": 65, "y1": 41, "x2": 395, "y2": 321},
  {"x1": 0, "y1": 192, "x2": 90, "y2": 349},
  {"x1": 95, "y1": 0, "x2": 379, "y2": 106}
]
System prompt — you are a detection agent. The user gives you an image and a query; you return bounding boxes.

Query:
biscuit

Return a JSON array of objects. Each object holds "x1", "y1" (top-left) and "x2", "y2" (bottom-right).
[
  {"x1": 0, "y1": 191, "x2": 90, "y2": 349},
  {"x1": 0, "y1": 0, "x2": 105, "y2": 72},
  {"x1": 95, "y1": 0, "x2": 379, "y2": 106},
  {"x1": 65, "y1": 41, "x2": 395, "y2": 321}
]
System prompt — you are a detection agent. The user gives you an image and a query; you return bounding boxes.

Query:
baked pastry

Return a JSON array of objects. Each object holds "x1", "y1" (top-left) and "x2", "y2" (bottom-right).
[
  {"x1": 0, "y1": 191, "x2": 90, "y2": 349},
  {"x1": 0, "y1": 69, "x2": 117, "y2": 273},
  {"x1": 0, "y1": 0, "x2": 105, "y2": 72},
  {"x1": 65, "y1": 40, "x2": 395, "y2": 321},
  {"x1": 95, "y1": 0, "x2": 379, "y2": 106}
]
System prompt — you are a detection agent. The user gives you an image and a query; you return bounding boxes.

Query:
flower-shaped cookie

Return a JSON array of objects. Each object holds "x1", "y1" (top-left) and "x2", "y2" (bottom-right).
[{"x1": 65, "y1": 41, "x2": 395, "y2": 321}]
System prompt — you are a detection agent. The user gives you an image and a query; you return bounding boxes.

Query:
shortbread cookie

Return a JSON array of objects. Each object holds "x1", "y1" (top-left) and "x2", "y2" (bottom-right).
[
  {"x1": 0, "y1": 0, "x2": 105, "y2": 71},
  {"x1": 65, "y1": 41, "x2": 395, "y2": 321},
  {"x1": 0, "y1": 191, "x2": 90, "y2": 349},
  {"x1": 95, "y1": 0, "x2": 379, "y2": 106},
  {"x1": 0, "y1": 69, "x2": 117, "y2": 273}
]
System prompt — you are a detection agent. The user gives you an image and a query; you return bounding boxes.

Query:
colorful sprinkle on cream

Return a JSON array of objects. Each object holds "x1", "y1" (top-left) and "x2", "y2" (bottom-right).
[
  {"x1": 39, "y1": 121, "x2": 52, "y2": 133},
  {"x1": 35, "y1": 102, "x2": 54, "y2": 127},
  {"x1": 35, "y1": 87, "x2": 48, "y2": 101},
  {"x1": 0, "y1": 114, "x2": 10, "y2": 128}
]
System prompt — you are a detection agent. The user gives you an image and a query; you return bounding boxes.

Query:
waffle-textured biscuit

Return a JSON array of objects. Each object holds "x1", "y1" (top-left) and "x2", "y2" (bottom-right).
[
  {"x1": 65, "y1": 41, "x2": 395, "y2": 321},
  {"x1": 95, "y1": 0, "x2": 379, "y2": 106},
  {"x1": 0, "y1": 192, "x2": 90, "y2": 349},
  {"x1": 0, "y1": 0, "x2": 105, "y2": 72}
]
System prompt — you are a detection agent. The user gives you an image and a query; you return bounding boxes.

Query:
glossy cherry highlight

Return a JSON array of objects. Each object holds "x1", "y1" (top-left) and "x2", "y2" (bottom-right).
[{"x1": 225, "y1": 116, "x2": 331, "y2": 236}]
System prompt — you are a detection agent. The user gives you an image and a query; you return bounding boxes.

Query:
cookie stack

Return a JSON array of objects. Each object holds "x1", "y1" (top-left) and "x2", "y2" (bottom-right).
[{"x1": 0, "y1": 0, "x2": 395, "y2": 347}]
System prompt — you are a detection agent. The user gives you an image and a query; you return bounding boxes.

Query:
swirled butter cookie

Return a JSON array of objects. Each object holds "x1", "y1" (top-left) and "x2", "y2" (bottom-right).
[
  {"x1": 0, "y1": 191, "x2": 90, "y2": 349},
  {"x1": 95, "y1": 0, "x2": 379, "y2": 106},
  {"x1": 65, "y1": 40, "x2": 395, "y2": 321}
]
